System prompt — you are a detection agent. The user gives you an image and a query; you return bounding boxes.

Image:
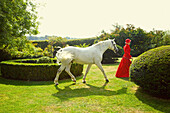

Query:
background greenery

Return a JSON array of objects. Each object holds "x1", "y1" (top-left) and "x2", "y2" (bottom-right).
[
  {"x1": 30, "y1": 24, "x2": 170, "y2": 59},
  {"x1": 0, "y1": 0, "x2": 170, "y2": 62}
]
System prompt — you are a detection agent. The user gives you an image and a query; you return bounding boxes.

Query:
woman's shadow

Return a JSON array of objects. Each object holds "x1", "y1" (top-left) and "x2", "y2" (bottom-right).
[{"x1": 52, "y1": 82, "x2": 127, "y2": 101}]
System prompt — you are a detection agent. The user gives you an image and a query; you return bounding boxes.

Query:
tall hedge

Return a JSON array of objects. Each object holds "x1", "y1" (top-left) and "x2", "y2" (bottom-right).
[
  {"x1": 130, "y1": 45, "x2": 170, "y2": 98},
  {"x1": 32, "y1": 37, "x2": 96, "y2": 50},
  {"x1": 0, "y1": 59, "x2": 83, "y2": 81},
  {"x1": 66, "y1": 37, "x2": 96, "y2": 46}
]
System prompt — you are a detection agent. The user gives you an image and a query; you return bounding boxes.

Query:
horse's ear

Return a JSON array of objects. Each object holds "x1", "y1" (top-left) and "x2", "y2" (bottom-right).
[{"x1": 113, "y1": 38, "x2": 115, "y2": 40}]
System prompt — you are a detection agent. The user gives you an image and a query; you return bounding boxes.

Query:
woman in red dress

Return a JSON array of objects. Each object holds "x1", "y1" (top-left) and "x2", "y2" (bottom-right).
[{"x1": 115, "y1": 39, "x2": 133, "y2": 77}]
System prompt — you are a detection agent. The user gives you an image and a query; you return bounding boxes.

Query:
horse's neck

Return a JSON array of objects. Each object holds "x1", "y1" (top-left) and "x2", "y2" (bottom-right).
[{"x1": 94, "y1": 42, "x2": 109, "y2": 54}]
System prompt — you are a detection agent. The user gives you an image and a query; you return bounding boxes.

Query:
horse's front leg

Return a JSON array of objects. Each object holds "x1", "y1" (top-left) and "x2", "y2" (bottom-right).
[
  {"x1": 95, "y1": 61, "x2": 109, "y2": 82},
  {"x1": 83, "y1": 64, "x2": 92, "y2": 83},
  {"x1": 54, "y1": 65, "x2": 65, "y2": 85}
]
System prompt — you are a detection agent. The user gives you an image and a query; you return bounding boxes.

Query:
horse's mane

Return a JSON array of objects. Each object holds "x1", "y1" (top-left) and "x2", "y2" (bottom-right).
[{"x1": 92, "y1": 40, "x2": 109, "y2": 47}]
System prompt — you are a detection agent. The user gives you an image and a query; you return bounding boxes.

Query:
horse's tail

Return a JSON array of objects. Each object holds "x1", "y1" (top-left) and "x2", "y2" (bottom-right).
[{"x1": 56, "y1": 49, "x2": 74, "y2": 65}]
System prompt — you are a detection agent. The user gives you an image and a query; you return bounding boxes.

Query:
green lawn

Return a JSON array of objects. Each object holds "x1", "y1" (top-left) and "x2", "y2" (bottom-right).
[{"x1": 0, "y1": 60, "x2": 169, "y2": 113}]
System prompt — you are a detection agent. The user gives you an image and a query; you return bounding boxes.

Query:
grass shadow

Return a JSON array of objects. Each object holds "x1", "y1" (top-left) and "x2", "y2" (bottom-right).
[
  {"x1": 135, "y1": 87, "x2": 170, "y2": 113},
  {"x1": 117, "y1": 77, "x2": 130, "y2": 81},
  {"x1": 0, "y1": 77, "x2": 53, "y2": 86},
  {"x1": 103, "y1": 62, "x2": 120, "y2": 66},
  {"x1": 52, "y1": 82, "x2": 127, "y2": 101}
]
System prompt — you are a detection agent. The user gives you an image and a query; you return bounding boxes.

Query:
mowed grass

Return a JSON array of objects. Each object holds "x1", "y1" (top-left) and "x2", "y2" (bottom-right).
[{"x1": 0, "y1": 59, "x2": 169, "y2": 113}]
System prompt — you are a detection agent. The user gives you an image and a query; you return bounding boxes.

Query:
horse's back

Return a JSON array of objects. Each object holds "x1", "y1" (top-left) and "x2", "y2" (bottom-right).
[
  {"x1": 62, "y1": 46, "x2": 95, "y2": 53},
  {"x1": 62, "y1": 46, "x2": 98, "y2": 64}
]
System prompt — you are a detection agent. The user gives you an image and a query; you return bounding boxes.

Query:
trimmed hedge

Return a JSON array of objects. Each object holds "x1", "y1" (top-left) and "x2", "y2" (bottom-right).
[
  {"x1": 37, "y1": 56, "x2": 53, "y2": 63},
  {"x1": 102, "y1": 45, "x2": 123, "y2": 64},
  {"x1": 130, "y1": 45, "x2": 170, "y2": 98},
  {"x1": 0, "y1": 59, "x2": 83, "y2": 81}
]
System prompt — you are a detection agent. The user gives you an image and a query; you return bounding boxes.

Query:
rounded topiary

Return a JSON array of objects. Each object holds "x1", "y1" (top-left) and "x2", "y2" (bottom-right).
[
  {"x1": 130, "y1": 45, "x2": 170, "y2": 98},
  {"x1": 37, "y1": 56, "x2": 53, "y2": 63}
]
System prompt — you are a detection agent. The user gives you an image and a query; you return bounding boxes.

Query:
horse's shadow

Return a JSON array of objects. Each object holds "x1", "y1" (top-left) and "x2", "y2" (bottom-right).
[{"x1": 52, "y1": 82, "x2": 127, "y2": 101}]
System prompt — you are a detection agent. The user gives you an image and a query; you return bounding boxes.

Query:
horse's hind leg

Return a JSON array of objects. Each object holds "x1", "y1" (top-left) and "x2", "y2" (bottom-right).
[
  {"x1": 65, "y1": 63, "x2": 76, "y2": 82},
  {"x1": 54, "y1": 65, "x2": 66, "y2": 85},
  {"x1": 83, "y1": 64, "x2": 92, "y2": 83},
  {"x1": 95, "y1": 61, "x2": 109, "y2": 82}
]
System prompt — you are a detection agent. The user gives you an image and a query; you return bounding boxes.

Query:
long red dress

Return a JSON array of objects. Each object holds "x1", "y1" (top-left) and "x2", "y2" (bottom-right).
[{"x1": 115, "y1": 44, "x2": 132, "y2": 77}]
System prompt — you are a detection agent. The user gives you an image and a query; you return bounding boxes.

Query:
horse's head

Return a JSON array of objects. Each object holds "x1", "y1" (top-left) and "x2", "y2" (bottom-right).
[{"x1": 108, "y1": 39, "x2": 119, "y2": 53}]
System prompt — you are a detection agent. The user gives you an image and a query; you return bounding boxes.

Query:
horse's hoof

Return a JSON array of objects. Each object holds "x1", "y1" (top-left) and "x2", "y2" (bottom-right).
[
  {"x1": 106, "y1": 79, "x2": 109, "y2": 83},
  {"x1": 54, "y1": 80, "x2": 58, "y2": 84},
  {"x1": 72, "y1": 79, "x2": 76, "y2": 82},
  {"x1": 83, "y1": 80, "x2": 86, "y2": 83}
]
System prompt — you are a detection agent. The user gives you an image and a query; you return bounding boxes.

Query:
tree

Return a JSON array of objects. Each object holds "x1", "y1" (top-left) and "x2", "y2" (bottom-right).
[
  {"x1": 150, "y1": 30, "x2": 164, "y2": 46},
  {"x1": 162, "y1": 31, "x2": 170, "y2": 45},
  {"x1": 43, "y1": 36, "x2": 67, "y2": 57},
  {"x1": 98, "y1": 24, "x2": 160, "y2": 56},
  {"x1": 0, "y1": 0, "x2": 39, "y2": 49},
  {"x1": 130, "y1": 28, "x2": 149, "y2": 56}
]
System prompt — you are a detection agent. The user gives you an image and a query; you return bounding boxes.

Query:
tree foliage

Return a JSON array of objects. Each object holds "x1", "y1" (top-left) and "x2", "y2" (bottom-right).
[
  {"x1": 162, "y1": 31, "x2": 170, "y2": 45},
  {"x1": 0, "y1": 0, "x2": 39, "y2": 48}
]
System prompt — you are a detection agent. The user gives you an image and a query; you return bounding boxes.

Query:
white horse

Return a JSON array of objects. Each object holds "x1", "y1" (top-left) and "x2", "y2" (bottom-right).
[{"x1": 54, "y1": 39, "x2": 119, "y2": 85}]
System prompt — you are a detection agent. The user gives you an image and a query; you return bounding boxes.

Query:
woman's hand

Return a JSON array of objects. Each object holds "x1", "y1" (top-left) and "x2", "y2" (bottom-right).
[{"x1": 130, "y1": 57, "x2": 133, "y2": 64}]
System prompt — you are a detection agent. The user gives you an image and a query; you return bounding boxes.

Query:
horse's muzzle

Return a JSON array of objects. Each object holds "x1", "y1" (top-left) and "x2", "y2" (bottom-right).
[{"x1": 115, "y1": 48, "x2": 119, "y2": 53}]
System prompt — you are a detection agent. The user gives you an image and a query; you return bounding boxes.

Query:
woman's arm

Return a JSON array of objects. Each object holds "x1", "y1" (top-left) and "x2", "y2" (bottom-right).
[{"x1": 124, "y1": 45, "x2": 132, "y2": 59}]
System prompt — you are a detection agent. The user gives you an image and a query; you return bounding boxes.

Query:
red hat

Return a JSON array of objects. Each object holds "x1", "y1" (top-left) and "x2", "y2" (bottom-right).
[{"x1": 125, "y1": 39, "x2": 131, "y2": 43}]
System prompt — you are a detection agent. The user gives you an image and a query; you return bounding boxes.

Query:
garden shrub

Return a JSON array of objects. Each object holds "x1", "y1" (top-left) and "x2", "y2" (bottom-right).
[
  {"x1": 32, "y1": 40, "x2": 49, "y2": 50},
  {"x1": 37, "y1": 56, "x2": 53, "y2": 63},
  {"x1": 0, "y1": 59, "x2": 83, "y2": 81},
  {"x1": 130, "y1": 45, "x2": 170, "y2": 98}
]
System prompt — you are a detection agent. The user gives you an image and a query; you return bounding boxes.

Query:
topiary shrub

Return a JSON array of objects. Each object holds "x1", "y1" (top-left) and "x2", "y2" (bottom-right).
[
  {"x1": 37, "y1": 56, "x2": 53, "y2": 63},
  {"x1": 130, "y1": 45, "x2": 170, "y2": 98},
  {"x1": 0, "y1": 58, "x2": 83, "y2": 81}
]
